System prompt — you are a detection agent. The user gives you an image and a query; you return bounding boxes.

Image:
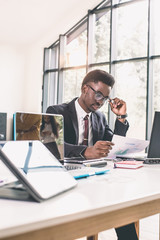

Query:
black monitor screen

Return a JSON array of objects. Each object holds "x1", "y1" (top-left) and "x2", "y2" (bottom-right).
[{"x1": 148, "y1": 111, "x2": 160, "y2": 158}]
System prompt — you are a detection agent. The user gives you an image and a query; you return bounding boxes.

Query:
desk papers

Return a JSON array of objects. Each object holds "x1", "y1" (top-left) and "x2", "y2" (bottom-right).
[{"x1": 107, "y1": 135, "x2": 149, "y2": 158}]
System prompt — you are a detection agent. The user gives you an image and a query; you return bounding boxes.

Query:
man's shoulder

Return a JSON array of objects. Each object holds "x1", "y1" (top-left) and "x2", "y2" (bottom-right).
[
  {"x1": 46, "y1": 103, "x2": 68, "y2": 114},
  {"x1": 46, "y1": 98, "x2": 77, "y2": 115}
]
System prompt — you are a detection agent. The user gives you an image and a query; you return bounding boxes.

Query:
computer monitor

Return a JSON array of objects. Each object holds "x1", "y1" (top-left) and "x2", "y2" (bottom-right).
[{"x1": 147, "y1": 111, "x2": 160, "y2": 158}]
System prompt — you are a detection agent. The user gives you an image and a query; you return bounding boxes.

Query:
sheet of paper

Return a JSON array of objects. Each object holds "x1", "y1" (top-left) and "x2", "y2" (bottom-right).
[{"x1": 107, "y1": 134, "x2": 149, "y2": 158}]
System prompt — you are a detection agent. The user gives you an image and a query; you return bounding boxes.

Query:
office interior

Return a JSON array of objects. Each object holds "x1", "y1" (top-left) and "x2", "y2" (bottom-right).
[{"x1": 0, "y1": 0, "x2": 159, "y2": 239}]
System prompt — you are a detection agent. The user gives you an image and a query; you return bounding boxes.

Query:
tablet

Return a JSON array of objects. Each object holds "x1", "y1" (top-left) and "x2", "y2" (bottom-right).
[{"x1": 0, "y1": 141, "x2": 77, "y2": 202}]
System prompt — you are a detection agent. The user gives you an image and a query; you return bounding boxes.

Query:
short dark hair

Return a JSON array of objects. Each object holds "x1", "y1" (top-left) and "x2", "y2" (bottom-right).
[{"x1": 82, "y1": 69, "x2": 115, "y2": 88}]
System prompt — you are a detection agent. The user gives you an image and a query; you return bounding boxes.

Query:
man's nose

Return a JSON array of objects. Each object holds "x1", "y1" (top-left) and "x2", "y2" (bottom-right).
[{"x1": 95, "y1": 99, "x2": 104, "y2": 106}]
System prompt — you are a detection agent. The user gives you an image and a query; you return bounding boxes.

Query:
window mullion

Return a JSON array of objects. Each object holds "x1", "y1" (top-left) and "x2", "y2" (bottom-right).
[
  {"x1": 43, "y1": 48, "x2": 51, "y2": 71},
  {"x1": 146, "y1": 0, "x2": 153, "y2": 140},
  {"x1": 109, "y1": 1, "x2": 116, "y2": 130},
  {"x1": 58, "y1": 35, "x2": 66, "y2": 104},
  {"x1": 87, "y1": 10, "x2": 95, "y2": 72},
  {"x1": 42, "y1": 48, "x2": 51, "y2": 112}
]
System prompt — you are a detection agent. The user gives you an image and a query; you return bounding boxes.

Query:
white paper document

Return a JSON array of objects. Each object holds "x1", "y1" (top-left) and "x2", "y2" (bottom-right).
[{"x1": 107, "y1": 135, "x2": 149, "y2": 158}]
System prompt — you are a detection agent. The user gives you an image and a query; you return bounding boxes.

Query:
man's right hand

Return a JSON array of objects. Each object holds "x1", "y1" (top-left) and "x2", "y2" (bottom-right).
[{"x1": 83, "y1": 140, "x2": 114, "y2": 159}]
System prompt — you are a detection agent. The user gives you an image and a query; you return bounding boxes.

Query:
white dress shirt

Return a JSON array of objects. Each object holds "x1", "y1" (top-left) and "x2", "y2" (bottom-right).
[{"x1": 75, "y1": 99, "x2": 93, "y2": 146}]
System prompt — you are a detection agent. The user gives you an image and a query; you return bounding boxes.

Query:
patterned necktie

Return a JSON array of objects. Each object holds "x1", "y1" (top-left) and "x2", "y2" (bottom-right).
[{"x1": 82, "y1": 114, "x2": 89, "y2": 146}]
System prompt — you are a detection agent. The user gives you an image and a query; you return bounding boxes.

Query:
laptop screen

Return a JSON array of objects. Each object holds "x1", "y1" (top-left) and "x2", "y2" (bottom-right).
[
  {"x1": 13, "y1": 112, "x2": 64, "y2": 160},
  {"x1": 148, "y1": 111, "x2": 160, "y2": 158}
]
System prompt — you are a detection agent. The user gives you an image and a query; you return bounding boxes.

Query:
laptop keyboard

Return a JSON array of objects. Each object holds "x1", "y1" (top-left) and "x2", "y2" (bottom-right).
[
  {"x1": 144, "y1": 158, "x2": 160, "y2": 164},
  {"x1": 64, "y1": 165, "x2": 82, "y2": 171}
]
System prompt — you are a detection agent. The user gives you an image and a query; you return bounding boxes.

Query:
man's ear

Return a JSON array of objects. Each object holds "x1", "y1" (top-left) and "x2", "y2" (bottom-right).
[{"x1": 81, "y1": 84, "x2": 88, "y2": 94}]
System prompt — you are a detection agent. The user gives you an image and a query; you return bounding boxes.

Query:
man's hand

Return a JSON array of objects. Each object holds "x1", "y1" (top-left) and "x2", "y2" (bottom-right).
[
  {"x1": 109, "y1": 97, "x2": 127, "y2": 116},
  {"x1": 109, "y1": 97, "x2": 127, "y2": 123},
  {"x1": 83, "y1": 141, "x2": 114, "y2": 159}
]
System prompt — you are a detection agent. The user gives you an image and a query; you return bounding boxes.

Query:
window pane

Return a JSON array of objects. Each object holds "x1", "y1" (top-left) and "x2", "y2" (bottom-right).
[
  {"x1": 65, "y1": 31, "x2": 87, "y2": 67},
  {"x1": 152, "y1": 0, "x2": 160, "y2": 55},
  {"x1": 153, "y1": 59, "x2": 160, "y2": 112},
  {"x1": 43, "y1": 74, "x2": 49, "y2": 111},
  {"x1": 50, "y1": 46, "x2": 59, "y2": 69},
  {"x1": 63, "y1": 68, "x2": 86, "y2": 102},
  {"x1": 92, "y1": 11, "x2": 110, "y2": 63},
  {"x1": 44, "y1": 47, "x2": 59, "y2": 71},
  {"x1": 43, "y1": 72, "x2": 58, "y2": 112},
  {"x1": 44, "y1": 49, "x2": 50, "y2": 71},
  {"x1": 90, "y1": 64, "x2": 109, "y2": 72},
  {"x1": 115, "y1": 61, "x2": 147, "y2": 139},
  {"x1": 116, "y1": 1, "x2": 148, "y2": 60}
]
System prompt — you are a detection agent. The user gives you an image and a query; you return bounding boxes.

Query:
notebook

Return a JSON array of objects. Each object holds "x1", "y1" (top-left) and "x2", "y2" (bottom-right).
[
  {"x1": 114, "y1": 160, "x2": 143, "y2": 169},
  {"x1": 0, "y1": 140, "x2": 77, "y2": 202}
]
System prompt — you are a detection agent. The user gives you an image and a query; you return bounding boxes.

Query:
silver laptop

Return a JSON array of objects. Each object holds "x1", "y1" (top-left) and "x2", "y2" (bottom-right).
[
  {"x1": 0, "y1": 140, "x2": 77, "y2": 202},
  {"x1": 13, "y1": 112, "x2": 85, "y2": 170}
]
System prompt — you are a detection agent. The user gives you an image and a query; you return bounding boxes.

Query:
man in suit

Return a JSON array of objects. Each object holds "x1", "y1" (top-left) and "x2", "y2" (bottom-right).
[{"x1": 47, "y1": 69, "x2": 138, "y2": 240}]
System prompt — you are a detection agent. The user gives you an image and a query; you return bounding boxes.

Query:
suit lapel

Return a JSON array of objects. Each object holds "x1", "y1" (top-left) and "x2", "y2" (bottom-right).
[{"x1": 68, "y1": 98, "x2": 79, "y2": 144}]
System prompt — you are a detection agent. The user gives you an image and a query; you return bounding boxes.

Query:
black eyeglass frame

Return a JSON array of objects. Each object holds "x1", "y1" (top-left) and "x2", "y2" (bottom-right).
[{"x1": 86, "y1": 85, "x2": 110, "y2": 103}]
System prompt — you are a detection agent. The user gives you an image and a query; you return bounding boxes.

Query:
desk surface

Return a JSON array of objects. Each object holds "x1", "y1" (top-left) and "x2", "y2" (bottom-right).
[{"x1": 0, "y1": 162, "x2": 160, "y2": 240}]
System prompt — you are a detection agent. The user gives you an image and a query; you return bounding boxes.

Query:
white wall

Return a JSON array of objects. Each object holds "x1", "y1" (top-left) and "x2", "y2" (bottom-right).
[
  {"x1": 0, "y1": 43, "x2": 46, "y2": 139},
  {"x1": 0, "y1": 0, "x2": 100, "y2": 140},
  {"x1": 0, "y1": 45, "x2": 25, "y2": 139}
]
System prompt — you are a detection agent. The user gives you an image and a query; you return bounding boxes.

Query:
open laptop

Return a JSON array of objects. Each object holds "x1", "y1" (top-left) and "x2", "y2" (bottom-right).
[
  {"x1": 132, "y1": 111, "x2": 160, "y2": 164},
  {"x1": 0, "y1": 140, "x2": 77, "y2": 202}
]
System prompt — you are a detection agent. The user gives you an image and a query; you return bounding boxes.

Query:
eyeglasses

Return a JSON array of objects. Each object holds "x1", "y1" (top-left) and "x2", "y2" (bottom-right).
[{"x1": 87, "y1": 85, "x2": 110, "y2": 103}]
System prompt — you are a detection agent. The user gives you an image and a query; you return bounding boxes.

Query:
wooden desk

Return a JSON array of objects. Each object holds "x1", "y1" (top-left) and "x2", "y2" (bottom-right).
[{"x1": 0, "y1": 163, "x2": 160, "y2": 240}]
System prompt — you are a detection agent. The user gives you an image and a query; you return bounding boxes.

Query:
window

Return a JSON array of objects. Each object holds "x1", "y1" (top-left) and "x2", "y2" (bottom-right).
[
  {"x1": 115, "y1": 1, "x2": 148, "y2": 60},
  {"x1": 65, "y1": 30, "x2": 87, "y2": 67},
  {"x1": 43, "y1": 0, "x2": 160, "y2": 140},
  {"x1": 153, "y1": 59, "x2": 160, "y2": 113},
  {"x1": 63, "y1": 68, "x2": 86, "y2": 102},
  {"x1": 152, "y1": 0, "x2": 160, "y2": 55},
  {"x1": 92, "y1": 11, "x2": 110, "y2": 63},
  {"x1": 115, "y1": 61, "x2": 147, "y2": 139}
]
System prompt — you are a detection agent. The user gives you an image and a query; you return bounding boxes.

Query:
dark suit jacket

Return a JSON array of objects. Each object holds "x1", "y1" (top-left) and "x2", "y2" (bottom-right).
[{"x1": 47, "y1": 98, "x2": 129, "y2": 158}]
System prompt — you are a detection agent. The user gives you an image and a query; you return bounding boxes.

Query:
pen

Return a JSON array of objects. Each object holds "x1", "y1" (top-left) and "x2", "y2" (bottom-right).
[{"x1": 73, "y1": 169, "x2": 110, "y2": 179}]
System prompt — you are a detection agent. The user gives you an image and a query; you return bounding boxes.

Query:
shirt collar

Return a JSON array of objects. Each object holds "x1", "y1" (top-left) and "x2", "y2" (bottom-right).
[{"x1": 75, "y1": 99, "x2": 91, "y2": 119}]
